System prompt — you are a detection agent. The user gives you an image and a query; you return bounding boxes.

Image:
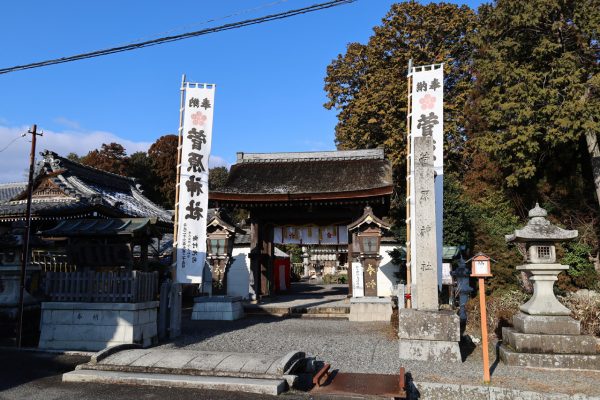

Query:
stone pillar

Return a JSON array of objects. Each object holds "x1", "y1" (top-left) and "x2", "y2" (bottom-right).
[
  {"x1": 398, "y1": 137, "x2": 461, "y2": 362},
  {"x1": 413, "y1": 136, "x2": 438, "y2": 310}
]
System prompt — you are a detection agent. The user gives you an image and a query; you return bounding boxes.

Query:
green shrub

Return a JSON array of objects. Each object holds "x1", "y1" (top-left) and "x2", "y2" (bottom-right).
[
  {"x1": 561, "y1": 242, "x2": 598, "y2": 290},
  {"x1": 560, "y1": 291, "x2": 600, "y2": 337}
]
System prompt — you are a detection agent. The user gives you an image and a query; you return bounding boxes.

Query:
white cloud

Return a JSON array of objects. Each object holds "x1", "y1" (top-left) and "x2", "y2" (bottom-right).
[
  {"x1": 208, "y1": 155, "x2": 229, "y2": 169},
  {"x1": 0, "y1": 123, "x2": 230, "y2": 182},
  {"x1": 53, "y1": 117, "x2": 81, "y2": 130},
  {"x1": 0, "y1": 124, "x2": 152, "y2": 182}
]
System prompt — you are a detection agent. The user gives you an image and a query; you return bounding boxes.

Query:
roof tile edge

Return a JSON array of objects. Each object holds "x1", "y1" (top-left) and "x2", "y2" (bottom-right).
[{"x1": 236, "y1": 148, "x2": 385, "y2": 163}]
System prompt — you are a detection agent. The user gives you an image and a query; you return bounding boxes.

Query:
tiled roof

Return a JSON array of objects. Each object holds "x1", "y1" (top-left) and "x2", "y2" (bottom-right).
[
  {"x1": 212, "y1": 149, "x2": 392, "y2": 197},
  {"x1": 0, "y1": 182, "x2": 27, "y2": 203},
  {"x1": 0, "y1": 151, "x2": 172, "y2": 223}
]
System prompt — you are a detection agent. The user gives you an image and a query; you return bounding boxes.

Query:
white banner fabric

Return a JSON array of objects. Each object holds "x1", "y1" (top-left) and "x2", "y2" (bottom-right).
[
  {"x1": 410, "y1": 65, "x2": 443, "y2": 174},
  {"x1": 175, "y1": 83, "x2": 216, "y2": 284},
  {"x1": 272, "y1": 225, "x2": 349, "y2": 245},
  {"x1": 409, "y1": 64, "x2": 444, "y2": 287}
]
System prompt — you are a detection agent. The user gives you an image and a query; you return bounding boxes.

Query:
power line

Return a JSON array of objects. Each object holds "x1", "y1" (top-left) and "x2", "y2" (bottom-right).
[
  {"x1": 0, "y1": 0, "x2": 356, "y2": 75},
  {"x1": 0, "y1": 133, "x2": 26, "y2": 153}
]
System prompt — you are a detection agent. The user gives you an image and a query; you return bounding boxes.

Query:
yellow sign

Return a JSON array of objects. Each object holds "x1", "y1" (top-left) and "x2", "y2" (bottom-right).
[{"x1": 366, "y1": 264, "x2": 376, "y2": 276}]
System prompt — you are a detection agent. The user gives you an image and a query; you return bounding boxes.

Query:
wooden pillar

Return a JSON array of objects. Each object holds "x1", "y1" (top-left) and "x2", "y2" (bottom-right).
[
  {"x1": 260, "y1": 224, "x2": 274, "y2": 297},
  {"x1": 249, "y1": 218, "x2": 262, "y2": 301},
  {"x1": 347, "y1": 242, "x2": 353, "y2": 297},
  {"x1": 141, "y1": 240, "x2": 149, "y2": 271}
]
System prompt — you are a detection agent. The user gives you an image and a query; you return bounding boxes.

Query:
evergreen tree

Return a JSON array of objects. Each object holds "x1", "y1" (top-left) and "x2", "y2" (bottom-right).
[{"x1": 324, "y1": 2, "x2": 477, "y2": 225}]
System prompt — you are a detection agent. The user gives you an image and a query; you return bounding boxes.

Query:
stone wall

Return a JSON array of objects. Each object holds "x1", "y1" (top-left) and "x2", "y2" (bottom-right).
[{"x1": 39, "y1": 301, "x2": 158, "y2": 351}]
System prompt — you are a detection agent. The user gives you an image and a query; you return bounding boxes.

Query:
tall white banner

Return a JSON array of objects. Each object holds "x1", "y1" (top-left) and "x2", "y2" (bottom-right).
[
  {"x1": 409, "y1": 64, "x2": 444, "y2": 288},
  {"x1": 175, "y1": 82, "x2": 216, "y2": 284}
]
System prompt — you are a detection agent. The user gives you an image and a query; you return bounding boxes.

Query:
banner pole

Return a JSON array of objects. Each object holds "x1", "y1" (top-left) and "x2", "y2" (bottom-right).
[
  {"x1": 172, "y1": 74, "x2": 186, "y2": 279},
  {"x1": 405, "y1": 59, "x2": 413, "y2": 309}
]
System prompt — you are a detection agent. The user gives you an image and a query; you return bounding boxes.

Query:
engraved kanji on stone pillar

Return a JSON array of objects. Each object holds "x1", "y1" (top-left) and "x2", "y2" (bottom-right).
[{"x1": 414, "y1": 136, "x2": 438, "y2": 310}]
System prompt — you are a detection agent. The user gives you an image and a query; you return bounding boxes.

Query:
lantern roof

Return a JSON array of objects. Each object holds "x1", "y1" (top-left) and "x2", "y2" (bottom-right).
[
  {"x1": 348, "y1": 206, "x2": 390, "y2": 232},
  {"x1": 505, "y1": 203, "x2": 578, "y2": 243}
]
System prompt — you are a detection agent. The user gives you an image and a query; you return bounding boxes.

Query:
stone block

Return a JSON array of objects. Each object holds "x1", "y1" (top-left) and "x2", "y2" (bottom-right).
[
  {"x1": 513, "y1": 312, "x2": 580, "y2": 335},
  {"x1": 119, "y1": 310, "x2": 137, "y2": 325},
  {"x1": 51, "y1": 310, "x2": 74, "y2": 324},
  {"x1": 411, "y1": 382, "x2": 489, "y2": 400},
  {"x1": 399, "y1": 339, "x2": 461, "y2": 362},
  {"x1": 39, "y1": 302, "x2": 158, "y2": 351},
  {"x1": 499, "y1": 344, "x2": 600, "y2": 370},
  {"x1": 398, "y1": 309, "x2": 460, "y2": 342},
  {"x1": 348, "y1": 299, "x2": 392, "y2": 322},
  {"x1": 502, "y1": 327, "x2": 597, "y2": 354}
]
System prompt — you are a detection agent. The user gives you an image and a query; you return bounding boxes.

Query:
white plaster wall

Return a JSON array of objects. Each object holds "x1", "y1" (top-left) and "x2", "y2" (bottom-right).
[
  {"x1": 227, "y1": 246, "x2": 252, "y2": 300},
  {"x1": 377, "y1": 244, "x2": 400, "y2": 297}
]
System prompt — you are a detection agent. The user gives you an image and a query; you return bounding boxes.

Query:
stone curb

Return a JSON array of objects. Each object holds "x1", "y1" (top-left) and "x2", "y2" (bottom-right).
[
  {"x1": 63, "y1": 370, "x2": 287, "y2": 396},
  {"x1": 409, "y1": 381, "x2": 600, "y2": 400},
  {"x1": 90, "y1": 343, "x2": 142, "y2": 365},
  {"x1": 0, "y1": 346, "x2": 95, "y2": 358}
]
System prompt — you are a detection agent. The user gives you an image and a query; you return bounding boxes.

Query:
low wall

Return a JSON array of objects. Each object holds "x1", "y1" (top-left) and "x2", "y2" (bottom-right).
[
  {"x1": 192, "y1": 296, "x2": 244, "y2": 321},
  {"x1": 39, "y1": 301, "x2": 158, "y2": 351},
  {"x1": 349, "y1": 297, "x2": 393, "y2": 322}
]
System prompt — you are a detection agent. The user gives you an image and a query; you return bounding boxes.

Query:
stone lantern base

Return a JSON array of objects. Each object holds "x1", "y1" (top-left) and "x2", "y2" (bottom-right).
[{"x1": 500, "y1": 312, "x2": 600, "y2": 370}]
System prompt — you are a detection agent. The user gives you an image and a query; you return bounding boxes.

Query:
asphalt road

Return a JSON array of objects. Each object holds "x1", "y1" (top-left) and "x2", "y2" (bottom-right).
[{"x1": 0, "y1": 348, "x2": 311, "y2": 400}]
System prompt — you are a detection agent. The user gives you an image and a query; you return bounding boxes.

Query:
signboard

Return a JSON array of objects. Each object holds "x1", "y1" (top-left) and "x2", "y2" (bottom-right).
[
  {"x1": 175, "y1": 82, "x2": 216, "y2": 284},
  {"x1": 352, "y1": 261, "x2": 364, "y2": 298},
  {"x1": 363, "y1": 258, "x2": 379, "y2": 297},
  {"x1": 409, "y1": 63, "x2": 444, "y2": 289},
  {"x1": 442, "y1": 262, "x2": 452, "y2": 285}
]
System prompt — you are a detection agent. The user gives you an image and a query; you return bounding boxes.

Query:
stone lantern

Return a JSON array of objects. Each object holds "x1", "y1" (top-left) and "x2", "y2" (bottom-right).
[
  {"x1": 505, "y1": 203, "x2": 577, "y2": 316},
  {"x1": 348, "y1": 206, "x2": 390, "y2": 298},
  {"x1": 205, "y1": 209, "x2": 237, "y2": 295},
  {"x1": 501, "y1": 203, "x2": 600, "y2": 370}
]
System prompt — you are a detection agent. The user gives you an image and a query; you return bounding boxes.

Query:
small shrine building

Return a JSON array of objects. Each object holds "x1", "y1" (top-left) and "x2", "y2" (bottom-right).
[{"x1": 209, "y1": 148, "x2": 395, "y2": 298}]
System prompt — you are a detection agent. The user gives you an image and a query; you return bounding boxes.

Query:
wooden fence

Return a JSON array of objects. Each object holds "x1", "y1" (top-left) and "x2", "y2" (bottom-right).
[
  {"x1": 32, "y1": 251, "x2": 76, "y2": 273},
  {"x1": 44, "y1": 270, "x2": 158, "y2": 303}
]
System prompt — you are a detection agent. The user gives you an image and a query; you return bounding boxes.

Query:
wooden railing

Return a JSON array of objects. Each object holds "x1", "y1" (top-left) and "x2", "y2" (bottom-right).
[
  {"x1": 44, "y1": 270, "x2": 158, "y2": 303},
  {"x1": 31, "y1": 251, "x2": 76, "y2": 273}
]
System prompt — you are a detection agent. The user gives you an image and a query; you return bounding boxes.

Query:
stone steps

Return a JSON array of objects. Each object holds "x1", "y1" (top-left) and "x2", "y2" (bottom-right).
[
  {"x1": 499, "y1": 344, "x2": 600, "y2": 370},
  {"x1": 290, "y1": 313, "x2": 349, "y2": 320},
  {"x1": 502, "y1": 327, "x2": 597, "y2": 355}
]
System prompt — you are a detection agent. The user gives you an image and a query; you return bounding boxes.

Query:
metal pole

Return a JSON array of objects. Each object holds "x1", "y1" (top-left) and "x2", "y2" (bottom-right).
[
  {"x1": 16, "y1": 124, "x2": 41, "y2": 348},
  {"x1": 479, "y1": 277, "x2": 491, "y2": 384}
]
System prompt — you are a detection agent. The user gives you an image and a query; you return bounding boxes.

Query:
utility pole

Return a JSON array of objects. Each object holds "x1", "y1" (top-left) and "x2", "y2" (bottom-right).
[{"x1": 16, "y1": 124, "x2": 42, "y2": 348}]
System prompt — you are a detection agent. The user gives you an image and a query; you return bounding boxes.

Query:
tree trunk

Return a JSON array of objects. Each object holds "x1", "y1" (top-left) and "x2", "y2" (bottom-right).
[{"x1": 584, "y1": 130, "x2": 600, "y2": 208}]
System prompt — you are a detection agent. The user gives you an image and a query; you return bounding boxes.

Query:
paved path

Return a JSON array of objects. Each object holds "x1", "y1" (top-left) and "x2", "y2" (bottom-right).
[{"x1": 159, "y1": 315, "x2": 600, "y2": 397}]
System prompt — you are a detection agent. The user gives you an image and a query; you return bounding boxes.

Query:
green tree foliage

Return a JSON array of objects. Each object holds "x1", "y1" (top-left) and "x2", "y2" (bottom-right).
[
  {"x1": 127, "y1": 151, "x2": 161, "y2": 205},
  {"x1": 324, "y1": 2, "x2": 477, "y2": 227},
  {"x1": 324, "y1": 2, "x2": 477, "y2": 177},
  {"x1": 209, "y1": 166, "x2": 229, "y2": 191},
  {"x1": 66, "y1": 152, "x2": 80, "y2": 162},
  {"x1": 148, "y1": 134, "x2": 178, "y2": 208},
  {"x1": 443, "y1": 174, "x2": 474, "y2": 247},
  {"x1": 562, "y1": 241, "x2": 599, "y2": 290},
  {"x1": 470, "y1": 0, "x2": 600, "y2": 189},
  {"x1": 80, "y1": 142, "x2": 129, "y2": 176}
]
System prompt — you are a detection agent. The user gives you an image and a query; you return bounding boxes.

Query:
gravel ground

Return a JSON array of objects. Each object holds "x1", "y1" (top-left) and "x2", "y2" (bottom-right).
[{"x1": 158, "y1": 315, "x2": 600, "y2": 396}]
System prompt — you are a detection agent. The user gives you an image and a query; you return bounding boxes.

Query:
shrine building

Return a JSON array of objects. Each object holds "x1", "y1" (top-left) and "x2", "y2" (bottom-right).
[{"x1": 209, "y1": 148, "x2": 398, "y2": 298}]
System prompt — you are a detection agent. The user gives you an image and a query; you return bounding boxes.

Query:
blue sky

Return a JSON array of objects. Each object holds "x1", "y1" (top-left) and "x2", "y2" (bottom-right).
[{"x1": 0, "y1": 0, "x2": 483, "y2": 182}]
